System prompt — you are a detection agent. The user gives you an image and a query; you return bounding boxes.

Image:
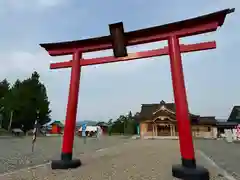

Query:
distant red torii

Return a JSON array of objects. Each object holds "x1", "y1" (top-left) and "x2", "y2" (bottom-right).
[{"x1": 40, "y1": 8, "x2": 234, "y2": 180}]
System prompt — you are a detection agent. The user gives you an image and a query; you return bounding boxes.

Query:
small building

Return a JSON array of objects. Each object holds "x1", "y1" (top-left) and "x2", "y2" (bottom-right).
[
  {"x1": 216, "y1": 122, "x2": 238, "y2": 137},
  {"x1": 49, "y1": 121, "x2": 64, "y2": 134},
  {"x1": 214, "y1": 106, "x2": 240, "y2": 137},
  {"x1": 12, "y1": 128, "x2": 24, "y2": 136},
  {"x1": 136, "y1": 100, "x2": 217, "y2": 139}
]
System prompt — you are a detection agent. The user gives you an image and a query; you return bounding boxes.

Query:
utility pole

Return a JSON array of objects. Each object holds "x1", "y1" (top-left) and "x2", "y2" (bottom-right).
[
  {"x1": 0, "y1": 107, "x2": 4, "y2": 129},
  {"x1": 32, "y1": 109, "x2": 40, "y2": 152},
  {"x1": 8, "y1": 110, "x2": 13, "y2": 131},
  {"x1": 0, "y1": 115, "x2": 2, "y2": 129}
]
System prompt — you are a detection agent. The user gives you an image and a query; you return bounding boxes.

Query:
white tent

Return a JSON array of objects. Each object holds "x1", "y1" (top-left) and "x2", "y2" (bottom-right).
[{"x1": 78, "y1": 126, "x2": 101, "y2": 132}]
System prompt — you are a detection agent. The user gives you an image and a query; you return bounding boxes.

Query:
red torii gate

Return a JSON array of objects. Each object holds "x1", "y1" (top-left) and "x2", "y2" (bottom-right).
[{"x1": 40, "y1": 8, "x2": 234, "y2": 180}]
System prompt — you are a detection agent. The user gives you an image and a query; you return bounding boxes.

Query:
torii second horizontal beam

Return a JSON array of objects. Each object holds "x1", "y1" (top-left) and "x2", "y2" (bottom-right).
[{"x1": 50, "y1": 41, "x2": 216, "y2": 69}]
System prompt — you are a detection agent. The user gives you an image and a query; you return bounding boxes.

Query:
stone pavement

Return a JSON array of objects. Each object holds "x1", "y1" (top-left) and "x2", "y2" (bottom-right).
[
  {"x1": 0, "y1": 136, "x2": 131, "y2": 173},
  {"x1": 195, "y1": 139, "x2": 240, "y2": 179},
  {"x1": 1, "y1": 139, "x2": 230, "y2": 180}
]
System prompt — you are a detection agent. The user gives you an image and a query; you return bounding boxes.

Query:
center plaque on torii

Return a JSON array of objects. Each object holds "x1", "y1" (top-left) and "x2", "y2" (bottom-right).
[{"x1": 40, "y1": 8, "x2": 234, "y2": 180}]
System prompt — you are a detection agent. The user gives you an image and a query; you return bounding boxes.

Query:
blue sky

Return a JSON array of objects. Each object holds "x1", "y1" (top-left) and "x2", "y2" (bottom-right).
[{"x1": 0, "y1": 0, "x2": 239, "y2": 122}]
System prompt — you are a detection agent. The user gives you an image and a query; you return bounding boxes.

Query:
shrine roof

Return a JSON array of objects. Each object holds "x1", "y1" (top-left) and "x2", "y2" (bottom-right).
[
  {"x1": 40, "y1": 8, "x2": 234, "y2": 56},
  {"x1": 49, "y1": 120, "x2": 64, "y2": 127},
  {"x1": 139, "y1": 100, "x2": 199, "y2": 120},
  {"x1": 138, "y1": 100, "x2": 218, "y2": 125},
  {"x1": 195, "y1": 116, "x2": 216, "y2": 125},
  {"x1": 227, "y1": 105, "x2": 240, "y2": 122},
  {"x1": 152, "y1": 110, "x2": 176, "y2": 120},
  {"x1": 216, "y1": 121, "x2": 238, "y2": 128}
]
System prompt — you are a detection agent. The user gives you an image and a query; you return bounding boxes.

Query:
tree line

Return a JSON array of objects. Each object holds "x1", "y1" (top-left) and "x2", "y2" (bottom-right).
[
  {"x1": 107, "y1": 111, "x2": 139, "y2": 135},
  {"x1": 0, "y1": 71, "x2": 51, "y2": 133},
  {"x1": 0, "y1": 71, "x2": 139, "y2": 135}
]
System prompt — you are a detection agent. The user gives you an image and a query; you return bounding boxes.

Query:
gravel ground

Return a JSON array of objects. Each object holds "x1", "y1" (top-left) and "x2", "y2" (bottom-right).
[
  {"x1": 1, "y1": 139, "x2": 230, "y2": 180},
  {"x1": 195, "y1": 139, "x2": 240, "y2": 179},
  {"x1": 0, "y1": 136, "x2": 131, "y2": 174}
]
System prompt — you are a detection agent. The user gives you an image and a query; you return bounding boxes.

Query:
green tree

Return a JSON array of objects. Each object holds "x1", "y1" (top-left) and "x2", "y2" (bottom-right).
[
  {"x1": 0, "y1": 79, "x2": 10, "y2": 129},
  {"x1": 3, "y1": 71, "x2": 51, "y2": 132},
  {"x1": 125, "y1": 111, "x2": 137, "y2": 135},
  {"x1": 107, "y1": 119, "x2": 113, "y2": 125},
  {"x1": 110, "y1": 112, "x2": 137, "y2": 135},
  {"x1": 0, "y1": 79, "x2": 10, "y2": 98},
  {"x1": 112, "y1": 117, "x2": 124, "y2": 134},
  {"x1": 107, "y1": 119, "x2": 113, "y2": 135}
]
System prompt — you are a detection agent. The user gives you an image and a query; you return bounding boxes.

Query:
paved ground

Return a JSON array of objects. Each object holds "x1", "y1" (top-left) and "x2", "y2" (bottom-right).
[
  {"x1": 0, "y1": 138, "x2": 233, "y2": 180},
  {"x1": 0, "y1": 136, "x2": 131, "y2": 174},
  {"x1": 195, "y1": 139, "x2": 240, "y2": 179}
]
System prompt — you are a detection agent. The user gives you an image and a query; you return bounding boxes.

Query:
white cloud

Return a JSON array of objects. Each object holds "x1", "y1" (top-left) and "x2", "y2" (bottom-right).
[
  {"x1": 1, "y1": 51, "x2": 51, "y2": 81},
  {"x1": 37, "y1": 0, "x2": 66, "y2": 7},
  {"x1": 1, "y1": 41, "x2": 165, "y2": 81},
  {"x1": 0, "y1": 0, "x2": 66, "y2": 12},
  {"x1": 0, "y1": 49, "x2": 70, "y2": 120}
]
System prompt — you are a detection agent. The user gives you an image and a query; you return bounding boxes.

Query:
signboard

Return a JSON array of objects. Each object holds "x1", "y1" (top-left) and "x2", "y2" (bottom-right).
[
  {"x1": 137, "y1": 124, "x2": 140, "y2": 135},
  {"x1": 82, "y1": 123, "x2": 87, "y2": 137}
]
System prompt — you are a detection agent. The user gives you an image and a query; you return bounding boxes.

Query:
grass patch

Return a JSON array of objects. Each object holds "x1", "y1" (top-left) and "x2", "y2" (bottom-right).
[{"x1": 0, "y1": 128, "x2": 11, "y2": 136}]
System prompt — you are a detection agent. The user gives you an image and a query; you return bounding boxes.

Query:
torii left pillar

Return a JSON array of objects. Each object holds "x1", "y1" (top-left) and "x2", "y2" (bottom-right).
[{"x1": 51, "y1": 50, "x2": 82, "y2": 169}]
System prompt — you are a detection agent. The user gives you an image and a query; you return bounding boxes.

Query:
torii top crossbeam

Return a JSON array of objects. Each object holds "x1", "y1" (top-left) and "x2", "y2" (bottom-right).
[{"x1": 40, "y1": 8, "x2": 234, "y2": 56}]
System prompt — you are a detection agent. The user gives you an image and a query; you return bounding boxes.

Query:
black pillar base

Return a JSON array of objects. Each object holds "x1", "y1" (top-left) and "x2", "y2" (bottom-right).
[
  {"x1": 51, "y1": 153, "x2": 82, "y2": 170},
  {"x1": 172, "y1": 164, "x2": 209, "y2": 180}
]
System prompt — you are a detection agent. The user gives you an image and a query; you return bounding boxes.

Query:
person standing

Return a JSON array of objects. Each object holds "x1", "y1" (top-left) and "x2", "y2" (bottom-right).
[
  {"x1": 96, "y1": 126, "x2": 101, "y2": 140},
  {"x1": 82, "y1": 123, "x2": 87, "y2": 144}
]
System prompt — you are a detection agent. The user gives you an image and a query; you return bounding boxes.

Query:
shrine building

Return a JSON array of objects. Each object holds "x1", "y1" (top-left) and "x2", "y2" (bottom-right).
[{"x1": 136, "y1": 100, "x2": 217, "y2": 138}]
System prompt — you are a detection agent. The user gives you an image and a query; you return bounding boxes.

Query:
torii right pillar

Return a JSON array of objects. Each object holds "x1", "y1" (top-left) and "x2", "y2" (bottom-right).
[
  {"x1": 169, "y1": 10, "x2": 235, "y2": 180},
  {"x1": 169, "y1": 35, "x2": 208, "y2": 179}
]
